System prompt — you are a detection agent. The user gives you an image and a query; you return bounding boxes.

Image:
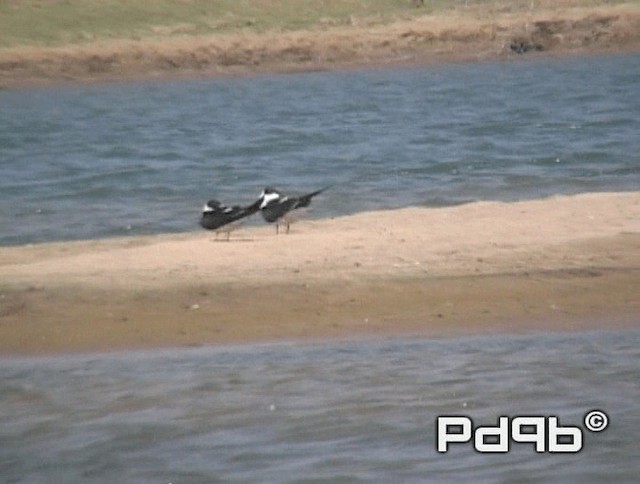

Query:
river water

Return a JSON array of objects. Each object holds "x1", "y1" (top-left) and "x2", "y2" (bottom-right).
[
  {"x1": 1, "y1": 53, "x2": 639, "y2": 245},
  {"x1": 1, "y1": 330, "x2": 639, "y2": 482}
]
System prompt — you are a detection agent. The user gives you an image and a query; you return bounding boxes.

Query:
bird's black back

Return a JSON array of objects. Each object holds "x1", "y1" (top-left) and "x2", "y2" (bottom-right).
[{"x1": 200, "y1": 198, "x2": 261, "y2": 230}]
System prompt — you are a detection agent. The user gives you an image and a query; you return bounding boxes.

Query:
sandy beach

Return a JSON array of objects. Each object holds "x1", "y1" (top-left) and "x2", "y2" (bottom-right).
[
  {"x1": 1, "y1": 2, "x2": 640, "y2": 87},
  {"x1": 1, "y1": 192, "x2": 638, "y2": 355}
]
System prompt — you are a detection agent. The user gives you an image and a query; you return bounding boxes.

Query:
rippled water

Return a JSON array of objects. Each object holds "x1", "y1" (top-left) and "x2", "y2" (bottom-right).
[
  {"x1": 1, "y1": 54, "x2": 639, "y2": 245},
  {"x1": 1, "y1": 330, "x2": 639, "y2": 482}
]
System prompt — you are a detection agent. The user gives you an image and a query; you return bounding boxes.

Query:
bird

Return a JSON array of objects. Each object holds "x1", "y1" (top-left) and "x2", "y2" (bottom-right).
[
  {"x1": 258, "y1": 186, "x2": 328, "y2": 234},
  {"x1": 199, "y1": 198, "x2": 261, "y2": 240}
]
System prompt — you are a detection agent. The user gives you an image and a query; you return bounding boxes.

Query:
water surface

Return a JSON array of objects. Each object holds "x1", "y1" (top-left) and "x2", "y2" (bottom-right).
[
  {"x1": 1, "y1": 330, "x2": 638, "y2": 482},
  {"x1": 1, "y1": 54, "x2": 639, "y2": 245}
]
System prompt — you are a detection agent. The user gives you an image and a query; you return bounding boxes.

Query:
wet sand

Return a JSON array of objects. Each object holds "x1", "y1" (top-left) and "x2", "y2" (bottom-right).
[
  {"x1": 1, "y1": 192, "x2": 639, "y2": 355},
  {"x1": 1, "y1": 3, "x2": 640, "y2": 88}
]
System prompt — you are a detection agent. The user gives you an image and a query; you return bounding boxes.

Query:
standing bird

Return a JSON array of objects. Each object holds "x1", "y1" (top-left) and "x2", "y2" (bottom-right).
[
  {"x1": 259, "y1": 186, "x2": 328, "y2": 234},
  {"x1": 200, "y1": 198, "x2": 261, "y2": 240}
]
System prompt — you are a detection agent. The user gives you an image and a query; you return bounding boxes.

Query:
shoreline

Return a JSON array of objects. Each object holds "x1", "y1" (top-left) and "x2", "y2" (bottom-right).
[
  {"x1": 1, "y1": 192, "x2": 639, "y2": 356},
  {"x1": 1, "y1": 3, "x2": 640, "y2": 88}
]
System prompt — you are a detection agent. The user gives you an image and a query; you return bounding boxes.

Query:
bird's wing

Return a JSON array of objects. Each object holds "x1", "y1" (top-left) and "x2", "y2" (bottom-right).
[
  {"x1": 200, "y1": 210, "x2": 232, "y2": 230},
  {"x1": 261, "y1": 197, "x2": 296, "y2": 223},
  {"x1": 201, "y1": 200, "x2": 260, "y2": 230},
  {"x1": 293, "y1": 186, "x2": 329, "y2": 209},
  {"x1": 243, "y1": 198, "x2": 263, "y2": 216}
]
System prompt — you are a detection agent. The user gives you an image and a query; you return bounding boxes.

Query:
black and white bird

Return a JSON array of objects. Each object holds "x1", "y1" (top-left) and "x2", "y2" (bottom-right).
[
  {"x1": 258, "y1": 186, "x2": 328, "y2": 234},
  {"x1": 200, "y1": 198, "x2": 261, "y2": 240}
]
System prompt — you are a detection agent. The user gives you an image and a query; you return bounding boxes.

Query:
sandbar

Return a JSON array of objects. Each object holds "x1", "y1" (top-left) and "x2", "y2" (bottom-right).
[{"x1": 1, "y1": 192, "x2": 639, "y2": 356}]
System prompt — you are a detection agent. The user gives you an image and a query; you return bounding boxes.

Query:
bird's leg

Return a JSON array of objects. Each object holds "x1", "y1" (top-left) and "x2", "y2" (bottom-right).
[
  {"x1": 276, "y1": 223, "x2": 280, "y2": 235},
  {"x1": 282, "y1": 214, "x2": 292, "y2": 234},
  {"x1": 226, "y1": 231, "x2": 231, "y2": 241}
]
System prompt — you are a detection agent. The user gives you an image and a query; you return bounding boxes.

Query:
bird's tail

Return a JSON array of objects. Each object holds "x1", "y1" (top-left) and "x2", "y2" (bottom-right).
[
  {"x1": 244, "y1": 197, "x2": 263, "y2": 215},
  {"x1": 297, "y1": 185, "x2": 331, "y2": 208}
]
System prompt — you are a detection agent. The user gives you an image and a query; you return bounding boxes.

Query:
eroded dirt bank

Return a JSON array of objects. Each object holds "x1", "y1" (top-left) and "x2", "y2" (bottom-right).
[{"x1": 1, "y1": 4, "x2": 639, "y2": 87}]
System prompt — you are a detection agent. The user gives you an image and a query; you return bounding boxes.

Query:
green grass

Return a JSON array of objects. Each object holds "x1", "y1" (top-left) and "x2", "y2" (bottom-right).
[
  {"x1": 0, "y1": 0, "x2": 416, "y2": 48},
  {"x1": 0, "y1": 0, "x2": 635, "y2": 49}
]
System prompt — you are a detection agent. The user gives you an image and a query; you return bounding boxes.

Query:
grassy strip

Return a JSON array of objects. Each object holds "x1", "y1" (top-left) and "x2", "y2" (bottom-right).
[
  {"x1": 1, "y1": 0, "x2": 635, "y2": 49},
  {"x1": 0, "y1": 0, "x2": 431, "y2": 48}
]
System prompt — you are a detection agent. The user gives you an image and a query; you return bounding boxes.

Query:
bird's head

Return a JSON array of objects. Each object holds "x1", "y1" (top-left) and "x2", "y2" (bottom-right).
[
  {"x1": 260, "y1": 187, "x2": 280, "y2": 197},
  {"x1": 202, "y1": 199, "x2": 221, "y2": 213},
  {"x1": 259, "y1": 187, "x2": 282, "y2": 209}
]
